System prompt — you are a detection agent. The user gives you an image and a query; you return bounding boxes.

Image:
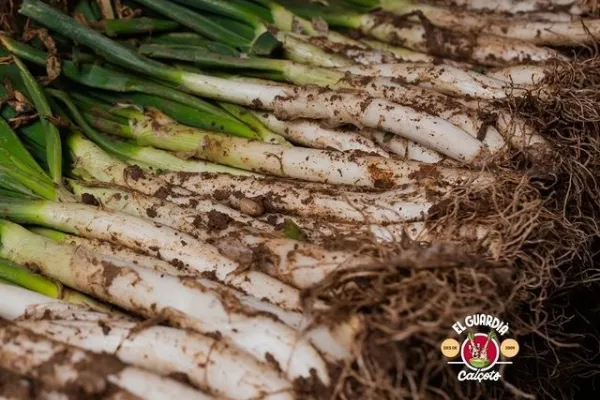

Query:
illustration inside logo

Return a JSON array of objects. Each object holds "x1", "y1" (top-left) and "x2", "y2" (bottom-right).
[{"x1": 460, "y1": 332, "x2": 499, "y2": 371}]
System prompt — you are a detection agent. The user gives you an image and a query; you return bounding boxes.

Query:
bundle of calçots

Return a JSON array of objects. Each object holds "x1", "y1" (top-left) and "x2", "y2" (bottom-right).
[{"x1": 0, "y1": 0, "x2": 598, "y2": 398}]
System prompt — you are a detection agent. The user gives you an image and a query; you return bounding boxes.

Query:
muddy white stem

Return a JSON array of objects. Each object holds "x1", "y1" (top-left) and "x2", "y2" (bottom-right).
[
  {"x1": 0, "y1": 313, "x2": 210, "y2": 399},
  {"x1": 0, "y1": 221, "x2": 331, "y2": 384}
]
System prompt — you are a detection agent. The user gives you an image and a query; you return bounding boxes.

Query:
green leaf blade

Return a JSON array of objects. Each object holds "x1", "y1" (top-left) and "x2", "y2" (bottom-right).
[{"x1": 12, "y1": 57, "x2": 62, "y2": 184}]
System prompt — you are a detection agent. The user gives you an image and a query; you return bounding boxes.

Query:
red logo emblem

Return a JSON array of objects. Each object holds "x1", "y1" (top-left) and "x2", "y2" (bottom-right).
[{"x1": 461, "y1": 332, "x2": 499, "y2": 370}]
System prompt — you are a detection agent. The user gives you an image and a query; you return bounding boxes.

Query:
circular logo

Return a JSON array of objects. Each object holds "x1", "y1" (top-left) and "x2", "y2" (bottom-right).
[
  {"x1": 500, "y1": 338, "x2": 520, "y2": 358},
  {"x1": 441, "y1": 338, "x2": 461, "y2": 358},
  {"x1": 460, "y1": 332, "x2": 499, "y2": 371}
]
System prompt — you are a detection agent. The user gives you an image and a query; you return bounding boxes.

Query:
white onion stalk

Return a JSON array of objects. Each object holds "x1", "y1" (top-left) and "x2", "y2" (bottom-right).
[
  {"x1": 72, "y1": 127, "x2": 385, "y2": 196},
  {"x1": 311, "y1": 41, "x2": 397, "y2": 66},
  {"x1": 279, "y1": 31, "x2": 399, "y2": 66},
  {"x1": 70, "y1": 182, "x2": 376, "y2": 288},
  {"x1": 278, "y1": 10, "x2": 466, "y2": 82},
  {"x1": 382, "y1": 0, "x2": 599, "y2": 45},
  {"x1": 360, "y1": 38, "x2": 439, "y2": 63},
  {"x1": 447, "y1": 98, "x2": 554, "y2": 163},
  {"x1": 451, "y1": 98, "x2": 554, "y2": 162},
  {"x1": 212, "y1": 283, "x2": 360, "y2": 362},
  {"x1": 124, "y1": 114, "x2": 492, "y2": 187},
  {"x1": 46, "y1": 233, "x2": 294, "y2": 323},
  {"x1": 30, "y1": 228, "x2": 356, "y2": 360},
  {"x1": 0, "y1": 198, "x2": 300, "y2": 311},
  {"x1": 74, "y1": 138, "x2": 273, "y2": 224},
  {"x1": 359, "y1": 128, "x2": 445, "y2": 163},
  {"x1": 259, "y1": 214, "x2": 494, "y2": 254},
  {"x1": 0, "y1": 221, "x2": 331, "y2": 384},
  {"x1": 336, "y1": 63, "x2": 529, "y2": 100},
  {"x1": 278, "y1": 32, "x2": 356, "y2": 68},
  {"x1": 367, "y1": 221, "x2": 491, "y2": 245},
  {"x1": 31, "y1": 227, "x2": 188, "y2": 273},
  {"x1": 68, "y1": 133, "x2": 276, "y2": 227},
  {"x1": 251, "y1": 111, "x2": 389, "y2": 156},
  {"x1": 269, "y1": 7, "x2": 368, "y2": 48},
  {"x1": 486, "y1": 65, "x2": 547, "y2": 85},
  {"x1": 356, "y1": 15, "x2": 562, "y2": 66},
  {"x1": 0, "y1": 284, "x2": 65, "y2": 321},
  {"x1": 481, "y1": 15, "x2": 600, "y2": 46},
  {"x1": 214, "y1": 59, "x2": 506, "y2": 153},
  {"x1": 183, "y1": 279, "x2": 360, "y2": 363},
  {"x1": 138, "y1": 45, "x2": 489, "y2": 161},
  {"x1": 148, "y1": 167, "x2": 390, "y2": 198},
  {"x1": 30, "y1": 230, "x2": 358, "y2": 362},
  {"x1": 361, "y1": 38, "x2": 476, "y2": 68},
  {"x1": 0, "y1": 284, "x2": 294, "y2": 400},
  {"x1": 518, "y1": 12, "x2": 579, "y2": 21},
  {"x1": 106, "y1": 92, "x2": 488, "y2": 167},
  {"x1": 66, "y1": 182, "x2": 250, "y2": 263},
  {"x1": 15, "y1": 301, "x2": 132, "y2": 325},
  {"x1": 328, "y1": 80, "x2": 508, "y2": 154},
  {"x1": 495, "y1": 111, "x2": 554, "y2": 162},
  {"x1": 327, "y1": 74, "x2": 506, "y2": 145},
  {"x1": 436, "y1": 0, "x2": 586, "y2": 14},
  {"x1": 271, "y1": 15, "x2": 410, "y2": 66},
  {"x1": 270, "y1": 2, "x2": 480, "y2": 75},
  {"x1": 258, "y1": 213, "x2": 426, "y2": 245},
  {"x1": 0, "y1": 284, "x2": 293, "y2": 400},
  {"x1": 153, "y1": 171, "x2": 437, "y2": 224},
  {"x1": 221, "y1": 64, "x2": 513, "y2": 157},
  {"x1": 0, "y1": 316, "x2": 209, "y2": 399},
  {"x1": 302, "y1": 36, "x2": 399, "y2": 65},
  {"x1": 134, "y1": 181, "x2": 275, "y2": 228},
  {"x1": 20, "y1": 318, "x2": 295, "y2": 400},
  {"x1": 357, "y1": 86, "x2": 506, "y2": 151},
  {"x1": 283, "y1": 30, "x2": 454, "y2": 67},
  {"x1": 221, "y1": 75, "x2": 490, "y2": 153},
  {"x1": 99, "y1": 116, "x2": 486, "y2": 188}
]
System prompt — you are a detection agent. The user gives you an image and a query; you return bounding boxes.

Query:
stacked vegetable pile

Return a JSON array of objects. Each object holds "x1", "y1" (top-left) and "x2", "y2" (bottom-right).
[{"x1": 0, "y1": 0, "x2": 598, "y2": 398}]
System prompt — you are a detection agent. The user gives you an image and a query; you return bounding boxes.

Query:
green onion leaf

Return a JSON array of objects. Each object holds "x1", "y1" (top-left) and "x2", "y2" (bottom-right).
[{"x1": 12, "y1": 57, "x2": 62, "y2": 184}]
